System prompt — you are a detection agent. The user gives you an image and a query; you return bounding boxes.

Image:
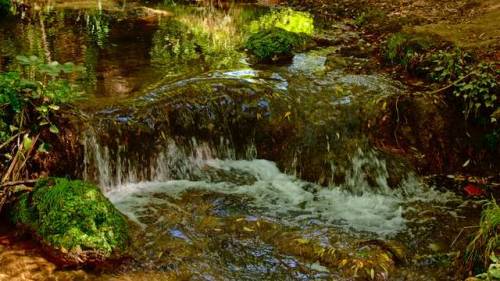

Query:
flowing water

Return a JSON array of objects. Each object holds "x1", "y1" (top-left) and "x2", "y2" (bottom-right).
[{"x1": 0, "y1": 1, "x2": 483, "y2": 280}]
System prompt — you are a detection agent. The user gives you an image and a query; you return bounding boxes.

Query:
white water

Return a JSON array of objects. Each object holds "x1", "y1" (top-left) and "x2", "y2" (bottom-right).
[
  {"x1": 83, "y1": 131, "x2": 458, "y2": 237},
  {"x1": 105, "y1": 157, "x2": 458, "y2": 237}
]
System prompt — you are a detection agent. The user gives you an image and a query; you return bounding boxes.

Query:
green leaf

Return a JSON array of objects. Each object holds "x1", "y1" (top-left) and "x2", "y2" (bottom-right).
[
  {"x1": 49, "y1": 125, "x2": 60, "y2": 134},
  {"x1": 48, "y1": 104, "x2": 60, "y2": 111},
  {"x1": 22, "y1": 134, "x2": 33, "y2": 152}
]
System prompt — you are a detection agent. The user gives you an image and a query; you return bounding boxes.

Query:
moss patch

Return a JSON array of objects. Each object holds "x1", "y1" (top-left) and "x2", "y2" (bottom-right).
[
  {"x1": 10, "y1": 178, "x2": 129, "y2": 256},
  {"x1": 245, "y1": 27, "x2": 309, "y2": 61},
  {"x1": 249, "y1": 8, "x2": 314, "y2": 35}
]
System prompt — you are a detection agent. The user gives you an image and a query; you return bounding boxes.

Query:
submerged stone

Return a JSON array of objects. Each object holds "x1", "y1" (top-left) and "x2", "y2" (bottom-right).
[{"x1": 9, "y1": 178, "x2": 129, "y2": 267}]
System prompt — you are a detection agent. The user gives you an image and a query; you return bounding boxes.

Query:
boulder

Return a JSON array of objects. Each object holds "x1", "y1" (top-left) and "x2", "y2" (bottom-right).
[{"x1": 9, "y1": 178, "x2": 129, "y2": 267}]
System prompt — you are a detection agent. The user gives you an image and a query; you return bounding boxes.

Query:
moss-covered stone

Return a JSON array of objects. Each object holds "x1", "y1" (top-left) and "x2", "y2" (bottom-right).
[
  {"x1": 10, "y1": 178, "x2": 129, "y2": 266},
  {"x1": 245, "y1": 27, "x2": 309, "y2": 62}
]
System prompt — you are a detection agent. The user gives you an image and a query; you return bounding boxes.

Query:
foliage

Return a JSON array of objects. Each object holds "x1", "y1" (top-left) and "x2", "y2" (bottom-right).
[
  {"x1": 244, "y1": 8, "x2": 314, "y2": 62},
  {"x1": 151, "y1": 19, "x2": 205, "y2": 65},
  {"x1": 245, "y1": 28, "x2": 308, "y2": 61},
  {"x1": 0, "y1": 0, "x2": 10, "y2": 16},
  {"x1": 151, "y1": 16, "x2": 243, "y2": 70},
  {"x1": 475, "y1": 254, "x2": 500, "y2": 280},
  {"x1": 464, "y1": 200, "x2": 500, "y2": 275},
  {"x1": 10, "y1": 178, "x2": 129, "y2": 254},
  {"x1": 354, "y1": 9, "x2": 386, "y2": 27},
  {"x1": 384, "y1": 33, "x2": 499, "y2": 120},
  {"x1": 427, "y1": 49, "x2": 499, "y2": 119},
  {"x1": 428, "y1": 49, "x2": 471, "y2": 82},
  {"x1": 248, "y1": 8, "x2": 314, "y2": 36},
  {"x1": 453, "y1": 63, "x2": 499, "y2": 119},
  {"x1": 85, "y1": 12, "x2": 110, "y2": 48},
  {"x1": 383, "y1": 32, "x2": 435, "y2": 68},
  {"x1": 0, "y1": 55, "x2": 83, "y2": 145}
]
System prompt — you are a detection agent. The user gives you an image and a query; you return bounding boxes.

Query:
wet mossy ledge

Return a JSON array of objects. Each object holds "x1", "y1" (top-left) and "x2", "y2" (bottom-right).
[{"x1": 8, "y1": 178, "x2": 130, "y2": 267}]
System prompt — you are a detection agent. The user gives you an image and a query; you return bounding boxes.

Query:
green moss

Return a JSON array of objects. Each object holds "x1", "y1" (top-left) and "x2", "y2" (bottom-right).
[
  {"x1": 249, "y1": 8, "x2": 314, "y2": 35},
  {"x1": 10, "y1": 178, "x2": 129, "y2": 255},
  {"x1": 245, "y1": 28, "x2": 309, "y2": 61}
]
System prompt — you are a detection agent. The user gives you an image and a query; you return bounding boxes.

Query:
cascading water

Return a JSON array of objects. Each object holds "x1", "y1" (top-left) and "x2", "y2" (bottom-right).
[{"x1": 82, "y1": 126, "x2": 457, "y2": 238}]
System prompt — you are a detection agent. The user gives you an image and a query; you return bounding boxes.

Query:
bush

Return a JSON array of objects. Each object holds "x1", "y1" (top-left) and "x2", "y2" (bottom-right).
[
  {"x1": 463, "y1": 200, "x2": 500, "y2": 275},
  {"x1": 426, "y1": 50, "x2": 499, "y2": 119},
  {"x1": 0, "y1": 0, "x2": 10, "y2": 16},
  {"x1": 0, "y1": 56, "x2": 83, "y2": 165},
  {"x1": 10, "y1": 178, "x2": 129, "y2": 255},
  {"x1": 245, "y1": 28, "x2": 308, "y2": 61},
  {"x1": 384, "y1": 33, "x2": 437, "y2": 67}
]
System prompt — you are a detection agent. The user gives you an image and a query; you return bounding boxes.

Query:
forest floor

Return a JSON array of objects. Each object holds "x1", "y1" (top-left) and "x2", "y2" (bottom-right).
[{"x1": 286, "y1": 0, "x2": 500, "y2": 61}]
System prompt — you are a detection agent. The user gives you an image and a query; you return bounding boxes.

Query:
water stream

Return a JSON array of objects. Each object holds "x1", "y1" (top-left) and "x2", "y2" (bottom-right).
[{"x1": 0, "y1": 1, "x2": 482, "y2": 280}]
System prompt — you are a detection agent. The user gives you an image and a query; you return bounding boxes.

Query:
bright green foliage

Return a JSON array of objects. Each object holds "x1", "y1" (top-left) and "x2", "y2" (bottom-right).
[
  {"x1": 249, "y1": 8, "x2": 314, "y2": 36},
  {"x1": 245, "y1": 28, "x2": 308, "y2": 61},
  {"x1": 475, "y1": 254, "x2": 500, "y2": 280},
  {"x1": 0, "y1": 0, "x2": 10, "y2": 16},
  {"x1": 0, "y1": 55, "x2": 83, "y2": 145},
  {"x1": 10, "y1": 178, "x2": 129, "y2": 255},
  {"x1": 245, "y1": 8, "x2": 314, "y2": 62},
  {"x1": 464, "y1": 200, "x2": 500, "y2": 274}
]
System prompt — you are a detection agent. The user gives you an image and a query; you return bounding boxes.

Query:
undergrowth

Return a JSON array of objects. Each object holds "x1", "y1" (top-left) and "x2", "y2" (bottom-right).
[{"x1": 463, "y1": 200, "x2": 500, "y2": 278}]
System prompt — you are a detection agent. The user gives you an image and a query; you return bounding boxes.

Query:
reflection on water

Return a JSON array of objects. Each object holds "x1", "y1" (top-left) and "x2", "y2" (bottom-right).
[{"x1": 0, "y1": 1, "x2": 266, "y2": 107}]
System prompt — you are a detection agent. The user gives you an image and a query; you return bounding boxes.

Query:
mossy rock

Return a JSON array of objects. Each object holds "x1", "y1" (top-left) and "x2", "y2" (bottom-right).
[
  {"x1": 9, "y1": 178, "x2": 129, "y2": 267},
  {"x1": 245, "y1": 27, "x2": 310, "y2": 62}
]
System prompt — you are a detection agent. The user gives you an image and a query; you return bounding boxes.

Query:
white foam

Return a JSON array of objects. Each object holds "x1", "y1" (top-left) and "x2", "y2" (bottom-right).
[{"x1": 106, "y1": 159, "x2": 414, "y2": 237}]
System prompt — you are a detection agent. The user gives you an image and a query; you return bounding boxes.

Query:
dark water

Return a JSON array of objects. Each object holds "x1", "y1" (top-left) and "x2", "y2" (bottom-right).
[{"x1": 0, "y1": 1, "x2": 483, "y2": 280}]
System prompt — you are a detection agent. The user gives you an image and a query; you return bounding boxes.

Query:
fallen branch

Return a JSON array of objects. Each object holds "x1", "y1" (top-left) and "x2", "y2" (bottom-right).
[
  {"x1": 426, "y1": 72, "x2": 475, "y2": 95},
  {"x1": 0, "y1": 179, "x2": 38, "y2": 188}
]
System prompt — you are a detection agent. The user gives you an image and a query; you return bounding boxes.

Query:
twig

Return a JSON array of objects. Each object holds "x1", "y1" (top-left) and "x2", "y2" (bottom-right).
[
  {"x1": 1, "y1": 142, "x2": 23, "y2": 183},
  {"x1": 450, "y1": 225, "x2": 479, "y2": 248},
  {"x1": 426, "y1": 72, "x2": 475, "y2": 95},
  {"x1": 0, "y1": 179, "x2": 38, "y2": 188},
  {"x1": 13, "y1": 134, "x2": 39, "y2": 180},
  {"x1": 0, "y1": 132, "x2": 23, "y2": 151}
]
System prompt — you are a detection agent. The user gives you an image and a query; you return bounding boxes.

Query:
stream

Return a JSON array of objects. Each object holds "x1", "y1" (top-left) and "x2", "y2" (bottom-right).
[{"x1": 0, "y1": 1, "x2": 483, "y2": 280}]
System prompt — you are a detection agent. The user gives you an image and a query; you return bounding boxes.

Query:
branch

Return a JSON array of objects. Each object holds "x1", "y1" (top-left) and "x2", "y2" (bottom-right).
[
  {"x1": 427, "y1": 72, "x2": 475, "y2": 95},
  {"x1": 0, "y1": 179, "x2": 38, "y2": 188}
]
